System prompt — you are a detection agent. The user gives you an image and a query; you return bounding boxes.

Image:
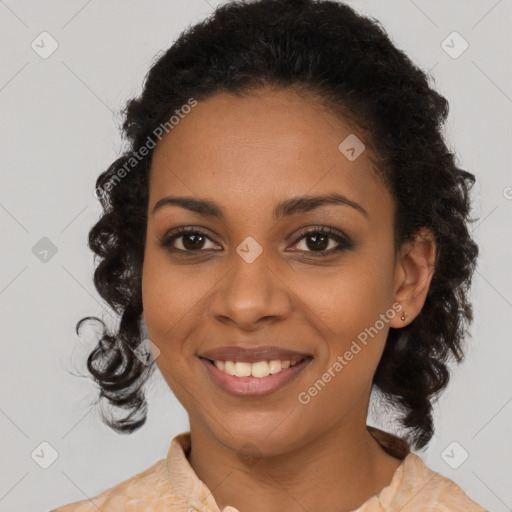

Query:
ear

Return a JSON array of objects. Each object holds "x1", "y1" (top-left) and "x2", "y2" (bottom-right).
[{"x1": 389, "y1": 227, "x2": 436, "y2": 328}]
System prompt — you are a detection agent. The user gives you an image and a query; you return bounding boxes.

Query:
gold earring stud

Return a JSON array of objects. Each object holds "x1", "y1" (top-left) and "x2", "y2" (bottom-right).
[{"x1": 400, "y1": 311, "x2": 408, "y2": 321}]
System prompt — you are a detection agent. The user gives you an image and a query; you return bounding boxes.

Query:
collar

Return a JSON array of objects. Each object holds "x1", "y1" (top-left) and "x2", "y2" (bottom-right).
[{"x1": 165, "y1": 432, "x2": 222, "y2": 511}]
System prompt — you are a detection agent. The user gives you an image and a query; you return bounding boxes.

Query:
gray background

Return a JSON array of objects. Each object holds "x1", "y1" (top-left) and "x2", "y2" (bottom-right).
[{"x1": 0, "y1": 1, "x2": 510, "y2": 511}]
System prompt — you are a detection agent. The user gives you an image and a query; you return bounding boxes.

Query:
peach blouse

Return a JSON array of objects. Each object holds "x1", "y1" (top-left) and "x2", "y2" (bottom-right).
[{"x1": 51, "y1": 427, "x2": 487, "y2": 511}]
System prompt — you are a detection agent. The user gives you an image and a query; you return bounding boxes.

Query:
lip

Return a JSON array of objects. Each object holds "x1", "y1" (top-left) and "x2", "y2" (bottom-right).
[
  {"x1": 199, "y1": 355, "x2": 313, "y2": 398},
  {"x1": 199, "y1": 345, "x2": 311, "y2": 363}
]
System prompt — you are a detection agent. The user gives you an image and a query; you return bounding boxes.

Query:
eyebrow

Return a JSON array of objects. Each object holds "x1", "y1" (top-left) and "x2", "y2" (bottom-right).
[{"x1": 151, "y1": 192, "x2": 368, "y2": 220}]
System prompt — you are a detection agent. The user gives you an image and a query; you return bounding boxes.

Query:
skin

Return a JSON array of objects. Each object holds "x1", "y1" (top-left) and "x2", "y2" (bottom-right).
[{"x1": 141, "y1": 87, "x2": 436, "y2": 512}]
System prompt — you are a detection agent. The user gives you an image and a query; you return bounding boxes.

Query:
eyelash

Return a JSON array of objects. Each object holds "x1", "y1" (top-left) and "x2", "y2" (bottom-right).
[{"x1": 159, "y1": 226, "x2": 353, "y2": 258}]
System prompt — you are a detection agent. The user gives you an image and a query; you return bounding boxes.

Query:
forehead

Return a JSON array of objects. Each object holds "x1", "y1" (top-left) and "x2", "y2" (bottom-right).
[{"x1": 149, "y1": 88, "x2": 389, "y2": 220}]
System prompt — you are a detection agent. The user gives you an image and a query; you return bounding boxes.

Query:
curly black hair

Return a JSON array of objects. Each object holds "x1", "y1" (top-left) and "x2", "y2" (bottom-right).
[{"x1": 76, "y1": 0, "x2": 479, "y2": 450}]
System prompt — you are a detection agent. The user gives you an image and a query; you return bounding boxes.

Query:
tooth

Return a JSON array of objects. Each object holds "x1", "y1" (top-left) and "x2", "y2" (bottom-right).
[
  {"x1": 216, "y1": 359, "x2": 298, "y2": 377},
  {"x1": 268, "y1": 360, "x2": 283, "y2": 374},
  {"x1": 251, "y1": 361, "x2": 270, "y2": 378},
  {"x1": 235, "y1": 361, "x2": 252, "y2": 377},
  {"x1": 224, "y1": 361, "x2": 236, "y2": 376}
]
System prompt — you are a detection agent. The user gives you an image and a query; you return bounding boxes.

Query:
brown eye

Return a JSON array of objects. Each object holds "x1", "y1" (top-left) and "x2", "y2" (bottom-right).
[
  {"x1": 160, "y1": 227, "x2": 220, "y2": 253},
  {"x1": 180, "y1": 233, "x2": 206, "y2": 250},
  {"x1": 301, "y1": 232, "x2": 330, "y2": 251},
  {"x1": 291, "y1": 227, "x2": 353, "y2": 257},
  {"x1": 159, "y1": 225, "x2": 353, "y2": 258}
]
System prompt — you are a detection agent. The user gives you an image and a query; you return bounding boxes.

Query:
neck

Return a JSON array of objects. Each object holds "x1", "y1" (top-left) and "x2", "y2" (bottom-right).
[{"x1": 187, "y1": 419, "x2": 403, "y2": 512}]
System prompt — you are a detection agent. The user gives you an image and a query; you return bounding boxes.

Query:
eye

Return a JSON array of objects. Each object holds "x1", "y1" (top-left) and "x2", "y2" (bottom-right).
[
  {"x1": 159, "y1": 226, "x2": 221, "y2": 253},
  {"x1": 290, "y1": 226, "x2": 353, "y2": 257},
  {"x1": 159, "y1": 225, "x2": 353, "y2": 257}
]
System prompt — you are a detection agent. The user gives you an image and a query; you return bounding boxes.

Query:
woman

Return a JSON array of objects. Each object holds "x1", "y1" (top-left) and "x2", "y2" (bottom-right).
[{"x1": 52, "y1": 0, "x2": 486, "y2": 510}]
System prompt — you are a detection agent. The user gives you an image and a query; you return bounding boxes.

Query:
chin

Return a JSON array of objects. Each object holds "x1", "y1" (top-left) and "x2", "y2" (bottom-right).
[{"x1": 209, "y1": 417, "x2": 308, "y2": 459}]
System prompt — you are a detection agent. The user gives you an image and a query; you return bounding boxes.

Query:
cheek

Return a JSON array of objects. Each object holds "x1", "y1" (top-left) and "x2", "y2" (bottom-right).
[
  {"x1": 141, "y1": 246, "x2": 225, "y2": 384},
  {"x1": 141, "y1": 253, "x2": 199, "y2": 406},
  {"x1": 294, "y1": 271, "x2": 393, "y2": 424},
  {"x1": 302, "y1": 254, "x2": 394, "y2": 334},
  {"x1": 142, "y1": 247, "x2": 203, "y2": 336},
  {"x1": 298, "y1": 248, "x2": 395, "y2": 377},
  {"x1": 141, "y1": 249, "x2": 193, "y2": 367}
]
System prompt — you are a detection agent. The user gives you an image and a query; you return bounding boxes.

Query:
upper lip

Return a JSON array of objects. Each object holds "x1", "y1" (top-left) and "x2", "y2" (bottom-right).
[{"x1": 199, "y1": 345, "x2": 312, "y2": 363}]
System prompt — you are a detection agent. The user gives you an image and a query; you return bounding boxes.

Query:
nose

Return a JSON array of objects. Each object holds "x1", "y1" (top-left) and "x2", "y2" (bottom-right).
[{"x1": 209, "y1": 247, "x2": 293, "y2": 331}]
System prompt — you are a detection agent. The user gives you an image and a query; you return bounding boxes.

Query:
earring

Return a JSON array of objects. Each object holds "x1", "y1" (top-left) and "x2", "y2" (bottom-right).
[{"x1": 400, "y1": 311, "x2": 408, "y2": 321}]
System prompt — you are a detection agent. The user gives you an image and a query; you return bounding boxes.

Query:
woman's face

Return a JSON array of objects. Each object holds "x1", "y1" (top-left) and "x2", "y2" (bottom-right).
[{"x1": 142, "y1": 88, "x2": 417, "y2": 456}]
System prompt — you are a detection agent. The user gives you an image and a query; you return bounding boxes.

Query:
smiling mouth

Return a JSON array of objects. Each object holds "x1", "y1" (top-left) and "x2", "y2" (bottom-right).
[
  {"x1": 199, "y1": 355, "x2": 313, "y2": 397},
  {"x1": 201, "y1": 357, "x2": 310, "y2": 378}
]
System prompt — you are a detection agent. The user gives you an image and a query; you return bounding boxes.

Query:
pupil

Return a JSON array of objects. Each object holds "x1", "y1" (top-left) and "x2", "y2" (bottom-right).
[
  {"x1": 183, "y1": 234, "x2": 204, "y2": 250},
  {"x1": 307, "y1": 233, "x2": 328, "y2": 251}
]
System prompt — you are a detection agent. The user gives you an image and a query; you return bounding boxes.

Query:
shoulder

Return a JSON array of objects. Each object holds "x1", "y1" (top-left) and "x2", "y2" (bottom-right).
[
  {"x1": 391, "y1": 453, "x2": 488, "y2": 512},
  {"x1": 50, "y1": 432, "x2": 194, "y2": 512},
  {"x1": 50, "y1": 458, "x2": 175, "y2": 512},
  {"x1": 367, "y1": 427, "x2": 487, "y2": 511}
]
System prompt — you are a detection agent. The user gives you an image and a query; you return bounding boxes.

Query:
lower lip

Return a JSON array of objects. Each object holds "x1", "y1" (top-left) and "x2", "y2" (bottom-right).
[{"x1": 199, "y1": 357, "x2": 312, "y2": 397}]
